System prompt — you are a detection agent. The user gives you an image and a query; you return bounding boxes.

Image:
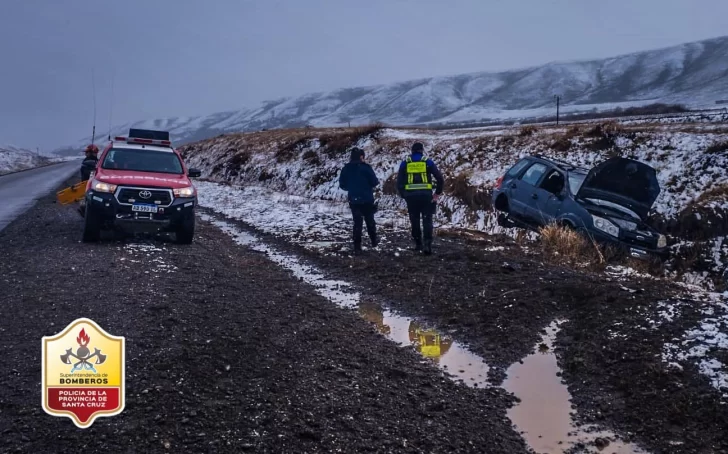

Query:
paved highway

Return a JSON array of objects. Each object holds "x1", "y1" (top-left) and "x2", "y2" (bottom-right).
[{"x1": 0, "y1": 160, "x2": 81, "y2": 232}]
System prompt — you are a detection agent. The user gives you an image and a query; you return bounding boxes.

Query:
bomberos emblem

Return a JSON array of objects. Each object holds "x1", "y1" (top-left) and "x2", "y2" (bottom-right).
[{"x1": 41, "y1": 318, "x2": 125, "y2": 428}]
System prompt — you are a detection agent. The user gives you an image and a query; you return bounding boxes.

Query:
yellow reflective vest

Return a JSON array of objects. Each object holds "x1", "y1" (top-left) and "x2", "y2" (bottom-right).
[{"x1": 405, "y1": 155, "x2": 432, "y2": 191}]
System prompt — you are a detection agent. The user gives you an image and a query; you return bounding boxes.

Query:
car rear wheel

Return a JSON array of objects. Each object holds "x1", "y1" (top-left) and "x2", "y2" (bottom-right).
[
  {"x1": 82, "y1": 207, "x2": 101, "y2": 242},
  {"x1": 494, "y1": 194, "x2": 509, "y2": 212},
  {"x1": 497, "y1": 213, "x2": 514, "y2": 228},
  {"x1": 176, "y1": 215, "x2": 195, "y2": 244}
]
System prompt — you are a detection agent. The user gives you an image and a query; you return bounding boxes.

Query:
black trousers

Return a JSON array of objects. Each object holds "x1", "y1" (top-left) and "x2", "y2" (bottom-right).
[
  {"x1": 349, "y1": 202, "x2": 377, "y2": 247},
  {"x1": 405, "y1": 196, "x2": 435, "y2": 244}
]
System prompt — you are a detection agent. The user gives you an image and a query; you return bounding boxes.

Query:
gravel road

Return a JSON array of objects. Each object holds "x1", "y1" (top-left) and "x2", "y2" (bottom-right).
[{"x1": 0, "y1": 184, "x2": 529, "y2": 453}]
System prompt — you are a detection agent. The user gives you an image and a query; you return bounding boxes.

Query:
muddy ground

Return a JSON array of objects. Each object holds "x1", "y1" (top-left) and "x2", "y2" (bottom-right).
[
  {"x1": 0, "y1": 185, "x2": 529, "y2": 453},
  {"x1": 206, "y1": 209, "x2": 728, "y2": 454}
]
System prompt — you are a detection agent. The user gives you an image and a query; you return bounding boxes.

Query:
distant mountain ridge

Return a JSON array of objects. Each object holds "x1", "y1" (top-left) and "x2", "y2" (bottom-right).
[{"x1": 54, "y1": 35, "x2": 728, "y2": 155}]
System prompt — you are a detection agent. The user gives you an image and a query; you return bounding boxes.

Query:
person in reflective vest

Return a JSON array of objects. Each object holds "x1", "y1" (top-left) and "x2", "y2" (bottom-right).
[
  {"x1": 396, "y1": 142, "x2": 444, "y2": 255},
  {"x1": 338, "y1": 147, "x2": 380, "y2": 253}
]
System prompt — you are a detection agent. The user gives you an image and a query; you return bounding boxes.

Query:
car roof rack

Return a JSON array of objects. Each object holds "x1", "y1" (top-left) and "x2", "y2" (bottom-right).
[
  {"x1": 113, "y1": 129, "x2": 173, "y2": 148},
  {"x1": 532, "y1": 154, "x2": 587, "y2": 171},
  {"x1": 129, "y1": 128, "x2": 169, "y2": 141}
]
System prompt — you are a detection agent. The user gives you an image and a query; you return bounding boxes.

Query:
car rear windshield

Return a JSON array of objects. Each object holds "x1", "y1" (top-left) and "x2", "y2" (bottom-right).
[
  {"x1": 506, "y1": 159, "x2": 530, "y2": 177},
  {"x1": 101, "y1": 148, "x2": 184, "y2": 174}
]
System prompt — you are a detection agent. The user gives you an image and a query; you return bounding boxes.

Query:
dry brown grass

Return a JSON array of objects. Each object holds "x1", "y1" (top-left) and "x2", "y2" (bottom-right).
[
  {"x1": 301, "y1": 149, "x2": 321, "y2": 166},
  {"x1": 538, "y1": 224, "x2": 609, "y2": 268},
  {"x1": 227, "y1": 150, "x2": 251, "y2": 167},
  {"x1": 705, "y1": 141, "x2": 728, "y2": 154},
  {"x1": 448, "y1": 171, "x2": 492, "y2": 211},
  {"x1": 550, "y1": 136, "x2": 572, "y2": 152},
  {"x1": 309, "y1": 168, "x2": 339, "y2": 188},
  {"x1": 382, "y1": 173, "x2": 399, "y2": 195},
  {"x1": 693, "y1": 184, "x2": 728, "y2": 205},
  {"x1": 564, "y1": 125, "x2": 582, "y2": 139},
  {"x1": 519, "y1": 125, "x2": 538, "y2": 137},
  {"x1": 318, "y1": 123, "x2": 383, "y2": 159}
]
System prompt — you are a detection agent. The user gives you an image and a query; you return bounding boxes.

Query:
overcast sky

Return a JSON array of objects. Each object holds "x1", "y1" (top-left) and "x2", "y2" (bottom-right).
[{"x1": 1, "y1": 0, "x2": 727, "y2": 151}]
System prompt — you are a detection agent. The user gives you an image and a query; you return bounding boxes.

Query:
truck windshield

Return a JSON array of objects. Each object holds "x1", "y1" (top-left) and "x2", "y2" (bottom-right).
[{"x1": 101, "y1": 148, "x2": 184, "y2": 174}]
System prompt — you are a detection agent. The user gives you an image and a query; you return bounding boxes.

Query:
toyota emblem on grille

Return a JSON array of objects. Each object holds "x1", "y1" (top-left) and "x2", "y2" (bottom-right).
[{"x1": 138, "y1": 190, "x2": 152, "y2": 199}]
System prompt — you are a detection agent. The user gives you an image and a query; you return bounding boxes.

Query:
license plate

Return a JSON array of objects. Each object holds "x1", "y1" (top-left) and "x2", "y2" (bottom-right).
[{"x1": 132, "y1": 204, "x2": 158, "y2": 213}]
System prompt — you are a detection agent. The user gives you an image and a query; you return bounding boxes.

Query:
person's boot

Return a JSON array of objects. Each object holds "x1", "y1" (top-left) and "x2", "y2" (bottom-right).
[
  {"x1": 353, "y1": 242, "x2": 363, "y2": 255},
  {"x1": 370, "y1": 235, "x2": 379, "y2": 248},
  {"x1": 412, "y1": 239, "x2": 422, "y2": 251},
  {"x1": 423, "y1": 240, "x2": 432, "y2": 256}
]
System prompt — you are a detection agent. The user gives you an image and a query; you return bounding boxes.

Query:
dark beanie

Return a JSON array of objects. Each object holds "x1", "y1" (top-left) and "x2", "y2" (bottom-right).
[
  {"x1": 411, "y1": 142, "x2": 424, "y2": 153},
  {"x1": 350, "y1": 147, "x2": 365, "y2": 161}
]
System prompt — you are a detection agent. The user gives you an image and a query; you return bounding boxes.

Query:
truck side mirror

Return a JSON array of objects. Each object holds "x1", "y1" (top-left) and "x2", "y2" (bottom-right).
[{"x1": 188, "y1": 168, "x2": 201, "y2": 178}]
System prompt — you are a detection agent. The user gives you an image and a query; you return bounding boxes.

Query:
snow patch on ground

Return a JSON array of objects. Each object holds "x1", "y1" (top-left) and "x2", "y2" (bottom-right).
[
  {"x1": 195, "y1": 181, "x2": 418, "y2": 252},
  {"x1": 663, "y1": 302, "x2": 728, "y2": 398},
  {"x1": 120, "y1": 243, "x2": 178, "y2": 274}
]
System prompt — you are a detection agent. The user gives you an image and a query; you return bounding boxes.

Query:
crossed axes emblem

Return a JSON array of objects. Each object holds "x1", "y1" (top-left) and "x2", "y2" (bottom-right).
[
  {"x1": 60, "y1": 348, "x2": 107, "y2": 373},
  {"x1": 59, "y1": 328, "x2": 107, "y2": 373}
]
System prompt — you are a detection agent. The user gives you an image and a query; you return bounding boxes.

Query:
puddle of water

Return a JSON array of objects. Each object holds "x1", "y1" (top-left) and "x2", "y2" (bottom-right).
[
  {"x1": 358, "y1": 301, "x2": 489, "y2": 387},
  {"x1": 203, "y1": 214, "x2": 489, "y2": 387},
  {"x1": 503, "y1": 320, "x2": 647, "y2": 454},
  {"x1": 204, "y1": 214, "x2": 650, "y2": 452}
]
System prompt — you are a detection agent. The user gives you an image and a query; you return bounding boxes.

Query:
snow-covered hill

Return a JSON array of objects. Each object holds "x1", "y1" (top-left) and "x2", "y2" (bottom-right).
[
  {"x1": 0, "y1": 145, "x2": 52, "y2": 175},
  {"x1": 55, "y1": 35, "x2": 728, "y2": 156}
]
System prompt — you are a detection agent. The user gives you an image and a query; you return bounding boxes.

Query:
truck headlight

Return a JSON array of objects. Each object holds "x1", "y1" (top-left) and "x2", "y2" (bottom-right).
[
  {"x1": 91, "y1": 179, "x2": 117, "y2": 193},
  {"x1": 592, "y1": 215, "x2": 619, "y2": 237},
  {"x1": 658, "y1": 234, "x2": 667, "y2": 248},
  {"x1": 173, "y1": 186, "x2": 195, "y2": 197}
]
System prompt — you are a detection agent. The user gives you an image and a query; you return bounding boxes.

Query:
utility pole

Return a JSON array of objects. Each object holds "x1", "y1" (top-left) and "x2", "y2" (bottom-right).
[{"x1": 554, "y1": 95, "x2": 561, "y2": 125}]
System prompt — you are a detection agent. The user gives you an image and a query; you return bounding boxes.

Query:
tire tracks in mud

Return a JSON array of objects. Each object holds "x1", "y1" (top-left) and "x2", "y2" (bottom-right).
[{"x1": 198, "y1": 206, "x2": 728, "y2": 453}]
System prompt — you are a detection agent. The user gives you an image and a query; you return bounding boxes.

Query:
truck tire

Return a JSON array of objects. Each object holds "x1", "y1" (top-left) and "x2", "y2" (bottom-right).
[
  {"x1": 176, "y1": 215, "x2": 195, "y2": 244},
  {"x1": 82, "y1": 206, "x2": 101, "y2": 242}
]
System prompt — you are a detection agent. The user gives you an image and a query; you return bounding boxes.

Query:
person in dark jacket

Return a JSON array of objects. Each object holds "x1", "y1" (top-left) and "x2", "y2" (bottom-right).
[
  {"x1": 339, "y1": 147, "x2": 379, "y2": 253},
  {"x1": 397, "y1": 142, "x2": 444, "y2": 255},
  {"x1": 80, "y1": 144, "x2": 99, "y2": 180}
]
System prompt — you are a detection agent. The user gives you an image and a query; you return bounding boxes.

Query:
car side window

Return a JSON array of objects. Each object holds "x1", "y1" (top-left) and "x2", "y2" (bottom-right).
[
  {"x1": 520, "y1": 163, "x2": 547, "y2": 186},
  {"x1": 506, "y1": 159, "x2": 530, "y2": 177},
  {"x1": 540, "y1": 169, "x2": 565, "y2": 195}
]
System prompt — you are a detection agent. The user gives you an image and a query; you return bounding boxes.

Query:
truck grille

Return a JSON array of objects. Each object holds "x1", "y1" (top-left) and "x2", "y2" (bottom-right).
[{"x1": 116, "y1": 187, "x2": 173, "y2": 206}]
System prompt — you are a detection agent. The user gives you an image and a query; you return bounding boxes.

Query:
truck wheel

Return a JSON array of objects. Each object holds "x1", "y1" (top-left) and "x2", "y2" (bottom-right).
[
  {"x1": 82, "y1": 207, "x2": 101, "y2": 242},
  {"x1": 176, "y1": 216, "x2": 195, "y2": 244}
]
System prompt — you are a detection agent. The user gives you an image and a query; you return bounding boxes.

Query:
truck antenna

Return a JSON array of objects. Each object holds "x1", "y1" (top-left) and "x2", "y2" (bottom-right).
[
  {"x1": 107, "y1": 70, "x2": 114, "y2": 141},
  {"x1": 91, "y1": 69, "x2": 97, "y2": 145}
]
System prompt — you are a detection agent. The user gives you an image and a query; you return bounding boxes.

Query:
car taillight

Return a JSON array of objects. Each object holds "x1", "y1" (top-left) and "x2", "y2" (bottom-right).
[{"x1": 495, "y1": 176, "x2": 504, "y2": 189}]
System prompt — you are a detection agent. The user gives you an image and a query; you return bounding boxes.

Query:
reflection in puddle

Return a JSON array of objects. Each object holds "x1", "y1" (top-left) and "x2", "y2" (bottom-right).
[
  {"x1": 358, "y1": 301, "x2": 489, "y2": 387},
  {"x1": 205, "y1": 214, "x2": 649, "y2": 453},
  {"x1": 504, "y1": 320, "x2": 647, "y2": 454}
]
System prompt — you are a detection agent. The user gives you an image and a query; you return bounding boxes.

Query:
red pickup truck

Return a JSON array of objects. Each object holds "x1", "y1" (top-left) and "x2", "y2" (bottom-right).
[{"x1": 81, "y1": 129, "x2": 201, "y2": 244}]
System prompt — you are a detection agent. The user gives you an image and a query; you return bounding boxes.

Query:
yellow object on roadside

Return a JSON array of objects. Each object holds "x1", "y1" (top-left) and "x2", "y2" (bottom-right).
[{"x1": 56, "y1": 181, "x2": 88, "y2": 205}]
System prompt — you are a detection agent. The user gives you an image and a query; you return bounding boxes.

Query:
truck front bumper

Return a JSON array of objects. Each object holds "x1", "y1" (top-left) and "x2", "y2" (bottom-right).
[{"x1": 85, "y1": 190, "x2": 196, "y2": 233}]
